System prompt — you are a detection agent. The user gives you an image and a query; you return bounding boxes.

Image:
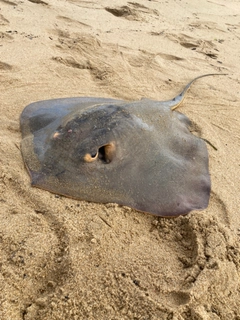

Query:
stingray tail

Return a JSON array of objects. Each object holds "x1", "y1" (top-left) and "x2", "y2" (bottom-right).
[{"x1": 169, "y1": 73, "x2": 227, "y2": 110}]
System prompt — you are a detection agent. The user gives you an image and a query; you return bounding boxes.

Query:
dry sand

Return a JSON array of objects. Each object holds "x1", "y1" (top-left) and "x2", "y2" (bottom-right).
[{"x1": 1, "y1": 0, "x2": 240, "y2": 319}]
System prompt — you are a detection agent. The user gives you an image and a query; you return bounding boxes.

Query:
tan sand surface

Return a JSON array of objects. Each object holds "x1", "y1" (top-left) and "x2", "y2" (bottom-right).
[{"x1": 0, "y1": 0, "x2": 240, "y2": 319}]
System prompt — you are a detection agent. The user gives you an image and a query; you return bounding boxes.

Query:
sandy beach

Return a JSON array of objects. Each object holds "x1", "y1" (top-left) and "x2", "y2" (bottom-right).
[{"x1": 1, "y1": 0, "x2": 240, "y2": 319}]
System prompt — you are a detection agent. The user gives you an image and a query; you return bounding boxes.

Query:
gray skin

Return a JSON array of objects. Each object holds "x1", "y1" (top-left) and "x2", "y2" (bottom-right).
[{"x1": 20, "y1": 74, "x2": 219, "y2": 216}]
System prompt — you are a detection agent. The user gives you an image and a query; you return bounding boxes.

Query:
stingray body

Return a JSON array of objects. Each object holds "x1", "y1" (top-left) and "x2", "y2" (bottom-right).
[{"x1": 20, "y1": 75, "x2": 215, "y2": 216}]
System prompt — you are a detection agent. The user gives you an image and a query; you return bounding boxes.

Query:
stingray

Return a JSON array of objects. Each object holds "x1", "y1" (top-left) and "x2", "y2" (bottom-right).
[{"x1": 20, "y1": 74, "x2": 219, "y2": 217}]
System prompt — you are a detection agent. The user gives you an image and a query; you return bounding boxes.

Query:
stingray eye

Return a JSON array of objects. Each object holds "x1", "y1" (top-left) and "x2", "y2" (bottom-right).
[
  {"x1": 98, "y1": 143, "x2": 115, "y2": 163},
  {"x1": 84, "y1": 143, "x2": 115, "y2": 164},
  {"x1": 84, "y1": 151, "x2": 98, "y2": 162}
]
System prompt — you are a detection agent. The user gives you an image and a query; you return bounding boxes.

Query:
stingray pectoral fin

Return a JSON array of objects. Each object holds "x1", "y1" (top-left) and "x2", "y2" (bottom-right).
[
  {"x1": 167, "y1": 73, "x2": 227, "y2": 111},
  {"x1": 131, "y1": 177, "x2": 210, "y2": 217},
  {"x1": 20, "y1": 97, "x2": 124, "y2": 137},
  {"x1": 29, "y1": 170, "x2": 47, "y2": 187},
  {"x1": 29, "y1": 170, "x2": 67, "y2": 197}
]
